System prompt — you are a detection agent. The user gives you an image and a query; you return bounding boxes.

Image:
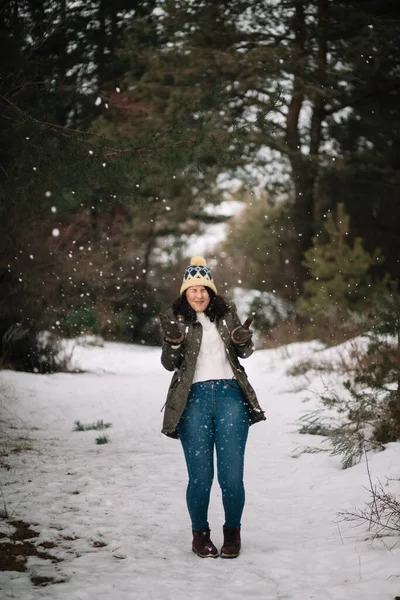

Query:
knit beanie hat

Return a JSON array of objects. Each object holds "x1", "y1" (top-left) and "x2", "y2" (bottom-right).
[{"x1": 180, "y1": 256, "x2": 217, "y2": 296}]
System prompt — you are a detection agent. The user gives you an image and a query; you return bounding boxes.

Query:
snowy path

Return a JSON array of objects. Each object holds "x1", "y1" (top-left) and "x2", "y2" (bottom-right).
[{"x1": 1, "y1": 342, "x2": 399, "y2": 600}]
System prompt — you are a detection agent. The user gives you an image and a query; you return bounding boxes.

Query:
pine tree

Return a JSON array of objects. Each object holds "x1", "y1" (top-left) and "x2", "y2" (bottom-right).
[
  {"x1": 298, "y1": 285, "x2": 400, "y2": 468},
  {"x1": 358, "y1": 286, "x2": 400, "y2": 433},
  {"x1": 123, "y1": 0, "x2": 400, "y2": 291},
  {"x1": 0, "y1": 1, "x2": 162, "y2": 353},
  {"x1": 216, "y1": 189, "x2": 298, "y2": 299},
  {"x1": 296, "y1": 203, "x2": 381, "y2": 325}
]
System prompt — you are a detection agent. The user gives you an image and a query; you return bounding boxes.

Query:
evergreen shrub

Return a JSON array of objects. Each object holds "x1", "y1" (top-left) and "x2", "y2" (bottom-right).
[
  {"x1": 298, "y1": 286, "x2": 400, "y2": 468},
  {"x1": 64, "y1": 307, "x2": 98, "y2": 336},
  {"x1": 1, "y1": 325, "x2": 72, "y2": 373},
  {"x1": 296, "y1": 203, "x2": 386, "y2": 344}
]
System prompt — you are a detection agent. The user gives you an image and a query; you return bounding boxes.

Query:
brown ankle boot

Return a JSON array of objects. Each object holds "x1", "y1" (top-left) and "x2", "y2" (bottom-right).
[
  {"x1": 220, "y1": 526, "x2": 241, "y2": 558},
  {"x1": 192, "y1": 529, "x2": 219, "y2": 558}
]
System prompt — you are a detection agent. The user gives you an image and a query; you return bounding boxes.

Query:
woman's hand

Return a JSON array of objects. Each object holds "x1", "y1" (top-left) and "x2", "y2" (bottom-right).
[
  {"x1": 231, "y1": 315, "x2": 254, "y2": 346},
  {"x1": 159, "y1": 313, "x2": 185, "y2": 345}
]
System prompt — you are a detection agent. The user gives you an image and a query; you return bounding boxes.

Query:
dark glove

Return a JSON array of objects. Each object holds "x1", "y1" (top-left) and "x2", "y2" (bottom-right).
[
  {"x1": 159, "y1": 313, "x2": 185, "y2": 344},
  {"x1": 231, "y1": 315, "x2": 254, "y2": 346}
]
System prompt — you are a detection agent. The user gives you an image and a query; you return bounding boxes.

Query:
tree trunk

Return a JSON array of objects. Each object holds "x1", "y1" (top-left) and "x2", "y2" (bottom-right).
[
  {"x1": 286, "y1": 0, "x2": 329, "y2": 292},
  {"x1": 311, "y1": 0, "x2": 329, "y2": 223},
  {"x1": 285, "y1": 0, "x2": 310, "y2": 292}
]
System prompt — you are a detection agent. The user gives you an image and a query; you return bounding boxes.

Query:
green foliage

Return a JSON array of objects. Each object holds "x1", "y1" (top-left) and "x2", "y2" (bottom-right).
[
  {"x1": 114, "y1": 282, "x2": 161, "y2": 345},
  {"x1": 298, "y1": 286, "x2": 400, "y2": 468},
  {"x1": 296, "y1": 203, "x2": 383, "y2": 325},
  {"x1": 356, "y1": 285, "x2": 400, "y2": 437},
  {"x1": 1, "y1": 326, "x2": 72, "y2": 374},
  {"x1": 122, "y1": 0, "x2": 400, "y2": 289},
  {"x1": 299, "y1": 384, "x2": 385, "y2": 469},
  {"x1": 248, "y1": 294, "x2": 293, "y2": 334},
  {"x1": 1, "y1": 1, "x2": 225, "y2": 355},
  {"x1": 218, "y1": 192, "x2": 298, "y2": 300},
  {"x1": 2, "y1": 0, "x2": 400, "y2": 361},
  {"x1": 320, "y1": 2, "x2": 400, "y2": 282},
  {"x1": 64, "y1": 308, "x2": 98, "y2": 336}
]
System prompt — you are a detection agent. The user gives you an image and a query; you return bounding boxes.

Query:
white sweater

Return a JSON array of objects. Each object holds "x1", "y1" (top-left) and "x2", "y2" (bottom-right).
[{"x1": 192, "y1": 311, "x2": 234, "y2": 383}]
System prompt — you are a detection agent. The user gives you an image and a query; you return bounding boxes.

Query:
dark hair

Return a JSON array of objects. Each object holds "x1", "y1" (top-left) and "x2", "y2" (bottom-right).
[{"x1": 171, "y1": 287, "x2": 229, "y2": 322}]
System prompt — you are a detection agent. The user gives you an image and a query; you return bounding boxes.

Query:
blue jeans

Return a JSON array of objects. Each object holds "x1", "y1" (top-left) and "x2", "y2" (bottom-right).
[{"x1": 177, "y1": 379, "x2": 250, "y2": 531}]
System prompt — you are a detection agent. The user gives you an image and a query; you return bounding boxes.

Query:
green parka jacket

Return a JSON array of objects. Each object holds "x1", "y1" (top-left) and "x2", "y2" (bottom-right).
[{"x1": 160, "y1": 302, "x2": 266, "y2": 438}]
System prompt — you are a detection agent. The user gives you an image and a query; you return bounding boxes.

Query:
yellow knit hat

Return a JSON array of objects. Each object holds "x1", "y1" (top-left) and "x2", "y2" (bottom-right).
[{"x1": 180, "y1": 255, "x2": 217, "y2": 295}]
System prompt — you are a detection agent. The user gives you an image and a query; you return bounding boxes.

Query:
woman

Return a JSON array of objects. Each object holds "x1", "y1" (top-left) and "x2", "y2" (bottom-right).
[{"x1": 159, "y1": 256, "x2": 266, "y2": 559}]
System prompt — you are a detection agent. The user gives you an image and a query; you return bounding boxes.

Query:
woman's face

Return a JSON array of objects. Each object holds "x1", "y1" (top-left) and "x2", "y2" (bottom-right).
[{"x1": 186, "y1": 286, "x2": 210, "y2": 312}]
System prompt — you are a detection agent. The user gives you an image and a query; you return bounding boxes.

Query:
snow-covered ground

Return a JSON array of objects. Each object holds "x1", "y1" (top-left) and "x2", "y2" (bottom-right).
[{"x1": 0, "y1": 340, "x2": 399, "y2": 600}]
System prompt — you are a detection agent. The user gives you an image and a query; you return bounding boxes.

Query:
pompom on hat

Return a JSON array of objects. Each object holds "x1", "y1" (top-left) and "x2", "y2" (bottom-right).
[{"x1": 180, "y1": 256, "x2": 217, "y2": 295}]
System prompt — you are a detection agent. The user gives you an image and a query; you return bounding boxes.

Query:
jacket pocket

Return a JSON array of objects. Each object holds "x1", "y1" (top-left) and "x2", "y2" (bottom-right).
[
  {"x1": 169, "y1": 371, "x2": 181, "y2": 389},
  {"x1": 161, "y1": 372, "x2": 180, "y2": 412}
]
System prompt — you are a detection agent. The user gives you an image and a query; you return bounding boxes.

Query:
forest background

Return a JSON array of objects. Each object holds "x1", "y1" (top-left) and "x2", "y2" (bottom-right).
[{"x1": 1, "y1": 0, "x2": 400, "y2": 358}]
